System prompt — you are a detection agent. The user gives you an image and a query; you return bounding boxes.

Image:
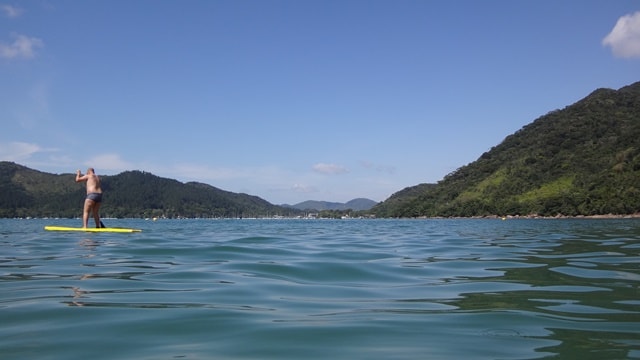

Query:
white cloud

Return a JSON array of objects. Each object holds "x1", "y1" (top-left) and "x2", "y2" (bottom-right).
[
  {"x1": 0, "y1": 33, "x2": 43, "y2": 59},
  {"x1": 603, "y1": 11, "x2": 640, "y2": 58},
  {"x1": 0, "y1": 141, "x2": 41, "y2": 161},
  {"x1": 47, "y1": 154, "x2": 74, "y2": 166},
  {"x1": 292, "y1": 183, "x2": 317, "y2": 194},
  {"x1": 312, "y1": 162, "x2": 349, "y2": 175},
  {"x1": 1, "y1": 4, "x2": 22, "y2": 18}
]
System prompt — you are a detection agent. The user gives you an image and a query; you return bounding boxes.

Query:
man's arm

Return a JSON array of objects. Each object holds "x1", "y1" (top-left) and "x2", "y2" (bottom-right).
[{"x1": 75, "y1": 170, "x2": 88, "y2": 183}]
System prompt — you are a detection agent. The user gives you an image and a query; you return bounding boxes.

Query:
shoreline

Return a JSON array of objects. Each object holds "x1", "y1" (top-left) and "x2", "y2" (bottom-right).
[{"x1": 417, "y1": 213, "x2": 640, "y2": 220}]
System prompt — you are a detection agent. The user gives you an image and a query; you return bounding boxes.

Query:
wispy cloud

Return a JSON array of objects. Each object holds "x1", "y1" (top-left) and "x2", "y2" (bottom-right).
[
  {"x1": 168, "y1": 163, "x2": 253, "y2": 181},
  {"x1": 292, "y1": 183, "x2": 317, "y2": 194},
  {"x1": 0, "y1": 142, "x2": 76, "y2": 171},
  {"x1": 603, "y1": 11, "x2": 640, "y2": 58},
  {"x1": 312, "y1": 162, "x2": 349, "y2": 175},
  {"x1": 84, "y1": 154, "x2": 134, "y2": 172},
  {"x1": 1, "y1": 4, "x2": 23, "y2": 18},
  {"x1": 0, "y1": 33, "x2": 43, "y2": 59},
  {"x1": 359, "y1": 160, "x2": 396, "y2": 174},
  {"x1": 16, "y1": 82, "x2": 52, "y2": 130},
  {"x1": 0, "y1": 141, "x2": 41, "y2": 161}
]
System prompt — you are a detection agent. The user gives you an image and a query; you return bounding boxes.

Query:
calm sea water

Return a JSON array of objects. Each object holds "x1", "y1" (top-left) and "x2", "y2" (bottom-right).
[{"x1": 1, "y1": 218, "x2": 639, "y2": 359}]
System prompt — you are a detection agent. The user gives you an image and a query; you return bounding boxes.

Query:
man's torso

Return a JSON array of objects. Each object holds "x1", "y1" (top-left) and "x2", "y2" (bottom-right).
[{"x1": 86, "y1": 174, "x2": 102, "y2": 194}]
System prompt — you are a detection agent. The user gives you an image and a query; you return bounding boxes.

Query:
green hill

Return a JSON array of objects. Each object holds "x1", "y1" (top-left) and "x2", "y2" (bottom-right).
[
  {"x1": 0, "y1": 162, "x2": 298, "y2": 218},
  {"x1": 373, "y1": 81, "x2": 640, "y2": 218}
]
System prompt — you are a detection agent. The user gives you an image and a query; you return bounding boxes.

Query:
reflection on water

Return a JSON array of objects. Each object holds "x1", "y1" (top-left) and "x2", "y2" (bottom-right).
[{"x1": 0, "y1": 218, "x2": 638, "y2": 359}]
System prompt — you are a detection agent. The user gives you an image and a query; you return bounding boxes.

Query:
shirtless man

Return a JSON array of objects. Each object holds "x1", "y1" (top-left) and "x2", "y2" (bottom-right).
[{"x1": 75, "y1": 168, "x2": 103, "y2": 228}]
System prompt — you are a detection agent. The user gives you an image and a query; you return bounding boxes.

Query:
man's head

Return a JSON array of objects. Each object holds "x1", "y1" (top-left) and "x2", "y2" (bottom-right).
[{"x1": 87, "y1": 168, "x2": 95, "y2": 174}]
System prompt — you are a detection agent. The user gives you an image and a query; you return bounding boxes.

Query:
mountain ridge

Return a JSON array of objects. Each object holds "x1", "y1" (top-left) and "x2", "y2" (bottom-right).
[
  {"x1": 0, "y1": 163, "x2": 299, "y2": 218},
  {"x1": 283, "y1": 198, "x2": 378, "y2": 211},
  {"x1": 372, "y1": 80, "x2": 640, "y2": 217}
]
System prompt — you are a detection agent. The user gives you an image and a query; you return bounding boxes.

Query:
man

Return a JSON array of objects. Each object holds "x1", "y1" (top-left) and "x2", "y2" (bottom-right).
[{"x1": 75, "y1": 167, "x2": 104, "y2": 228}]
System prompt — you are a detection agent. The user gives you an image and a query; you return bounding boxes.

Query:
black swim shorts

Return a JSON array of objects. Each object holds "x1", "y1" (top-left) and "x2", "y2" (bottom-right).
[{"x1": 86, "y1": 192, "x2": 103, "y2": 203}]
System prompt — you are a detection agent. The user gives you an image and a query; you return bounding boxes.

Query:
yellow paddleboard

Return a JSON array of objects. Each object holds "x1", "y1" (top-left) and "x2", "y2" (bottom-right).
[{"x1": 45, "y1": 226, "x2": 142, "y2": 233}]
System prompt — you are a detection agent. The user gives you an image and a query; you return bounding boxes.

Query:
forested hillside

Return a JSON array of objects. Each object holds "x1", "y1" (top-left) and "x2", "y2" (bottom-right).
[
  {"x1": 0, "y1": 162, "x2": 297, "y2": 218},
  {"x1": 373, "y1": 81, "x2": 640, "y2": 218}
]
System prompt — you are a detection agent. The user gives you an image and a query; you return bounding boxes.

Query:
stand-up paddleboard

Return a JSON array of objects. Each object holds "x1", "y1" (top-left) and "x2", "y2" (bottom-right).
[{"x1": 45, "y1": 226, "x2": 142, "y2": 233}]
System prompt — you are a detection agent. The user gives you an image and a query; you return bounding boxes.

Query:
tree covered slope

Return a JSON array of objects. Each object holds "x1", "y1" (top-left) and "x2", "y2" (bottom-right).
[
  {"x1": 373, "y1": 81, "x2": 640, "y2": 217},
  {"x1": 0, "y1": 163, "x2": 296, "y2": 218}
]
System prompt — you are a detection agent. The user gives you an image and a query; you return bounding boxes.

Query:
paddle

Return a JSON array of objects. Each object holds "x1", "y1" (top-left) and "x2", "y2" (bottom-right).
[{"x1": 99, "y1": 220, "x2": 106, "y2": 228}]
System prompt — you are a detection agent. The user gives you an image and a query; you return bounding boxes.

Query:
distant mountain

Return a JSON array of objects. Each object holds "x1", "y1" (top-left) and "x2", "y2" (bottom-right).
[
  {"x1": 372, "y1": 81, "x2": 640, "y2": 217},
  {"x1": 0, "y1": 162, "x2": 298, "y2": 218},
  {"x1": 284, "y1": 198, "x2": 378, "y2": 211}
]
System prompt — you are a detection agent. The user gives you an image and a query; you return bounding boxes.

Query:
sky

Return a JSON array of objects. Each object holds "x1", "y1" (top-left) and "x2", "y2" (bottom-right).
[{"x1": 1, "y1": 1, "x2": 639, "y2": 205}]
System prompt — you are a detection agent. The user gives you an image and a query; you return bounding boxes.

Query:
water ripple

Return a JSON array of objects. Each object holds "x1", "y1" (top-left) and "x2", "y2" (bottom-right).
[{"x1": 1, "y1": 218, "x2": 639, "y2": 359}]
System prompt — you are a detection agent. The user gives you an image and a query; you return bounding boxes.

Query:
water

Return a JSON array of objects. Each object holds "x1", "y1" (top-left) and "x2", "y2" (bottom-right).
[{"x1": 1, "y1": 218, "x2": 639, "y2": 359}]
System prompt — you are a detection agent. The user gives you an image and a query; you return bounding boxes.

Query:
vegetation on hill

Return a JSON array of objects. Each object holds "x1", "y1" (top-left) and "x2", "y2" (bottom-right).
[
  {"x1": 372, "y1": 81, "x2": 640, "y2": 218},
  {"x1": 0, "y1": 163, "x2": 298, "y2": 218}
]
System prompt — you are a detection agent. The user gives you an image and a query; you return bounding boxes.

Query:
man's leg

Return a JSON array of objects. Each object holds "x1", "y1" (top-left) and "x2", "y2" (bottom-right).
[
  {"x1": 92, "y1": 202, "x2": 101, "y2": 228},
  {"x1": 82, "y1": 199, "x2": 94, "y2": 228}
]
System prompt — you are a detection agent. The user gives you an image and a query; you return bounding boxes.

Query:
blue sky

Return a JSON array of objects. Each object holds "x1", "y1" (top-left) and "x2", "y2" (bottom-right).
[{"x1": 1, "y1": 1, "x2": 638, "y2": 205}]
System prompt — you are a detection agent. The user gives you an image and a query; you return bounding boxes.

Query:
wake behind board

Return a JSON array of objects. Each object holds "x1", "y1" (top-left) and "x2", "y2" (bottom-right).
[{"x1": 45, "y1": 226, "x2": 142, "y2": 233}]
